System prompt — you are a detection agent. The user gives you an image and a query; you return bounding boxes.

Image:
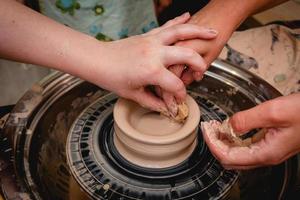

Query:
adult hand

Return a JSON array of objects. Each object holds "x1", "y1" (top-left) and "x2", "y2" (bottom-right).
[
  {"x1": 202, "y1": 93, "x2": 300, "y2": 170},
  {"x1": 95, "y1": 13, "x2": 217, "y2": 113},
  {"x1": 156, "y1": 6, "x2": 233, "y2": 116}
]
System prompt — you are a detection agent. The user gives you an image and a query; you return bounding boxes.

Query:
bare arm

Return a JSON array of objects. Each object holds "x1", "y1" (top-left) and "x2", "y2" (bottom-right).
[
  {"x1": 189, "y1": 0, "x2": 288, "y2": 45},
  {"x1": 0, "y1": 0, "x2": 101, "y2": 78},
  {"x1": 0, "y1": 0, "x2": 218, "y2": 112}
]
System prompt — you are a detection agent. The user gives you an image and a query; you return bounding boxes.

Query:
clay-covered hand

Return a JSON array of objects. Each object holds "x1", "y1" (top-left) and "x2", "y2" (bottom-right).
[
  {"x1": 96, "y1": 13, "x2": 217, "y2": 113},
  {"x1": 202, "y1": 93, "x2": 300, "y2": 170}
]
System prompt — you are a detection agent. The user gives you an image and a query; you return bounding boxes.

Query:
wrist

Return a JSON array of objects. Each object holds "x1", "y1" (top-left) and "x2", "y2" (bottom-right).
[
  {"x1": 57, "y1": 33, "x2": 109, "y2": 87},
  {"x1": 189, "y1": 0, "x2": 253, "y2": 44}
]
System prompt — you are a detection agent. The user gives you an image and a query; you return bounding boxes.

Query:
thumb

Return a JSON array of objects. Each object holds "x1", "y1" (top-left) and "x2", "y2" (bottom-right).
[{"x1": 230, "y1": 99, "x2": 282, "y2": 134}]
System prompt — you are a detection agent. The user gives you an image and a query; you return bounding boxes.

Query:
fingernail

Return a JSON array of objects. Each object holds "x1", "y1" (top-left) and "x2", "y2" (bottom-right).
[
  {"x1": 207, "y1": 28, "x2": 218, "y2": 35},
  {"x1": 181, "y1": 12, "x2": 190, "y2": 18}
]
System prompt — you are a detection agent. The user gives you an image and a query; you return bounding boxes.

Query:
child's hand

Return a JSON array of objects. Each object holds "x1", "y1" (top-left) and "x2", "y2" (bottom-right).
[{"x1": 92, "y1": 13, "x2": 217, "y2": 112}]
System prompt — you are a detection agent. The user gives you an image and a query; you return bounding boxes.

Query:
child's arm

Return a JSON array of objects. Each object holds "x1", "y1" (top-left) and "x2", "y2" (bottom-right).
[{"x1": 0, "y1": 0, "x2": 217, "y2": 112}]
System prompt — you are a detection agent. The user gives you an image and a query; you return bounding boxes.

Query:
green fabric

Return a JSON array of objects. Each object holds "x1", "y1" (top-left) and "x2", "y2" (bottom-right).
[{"x1": 39, "y1": 0, "x2": 158, "y2": 41}]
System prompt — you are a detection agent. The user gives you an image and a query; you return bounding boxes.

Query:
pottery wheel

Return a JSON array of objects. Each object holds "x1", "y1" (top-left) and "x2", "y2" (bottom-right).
[{"x1": 1, "y1": 60, "x2": 297, "y2": 200}]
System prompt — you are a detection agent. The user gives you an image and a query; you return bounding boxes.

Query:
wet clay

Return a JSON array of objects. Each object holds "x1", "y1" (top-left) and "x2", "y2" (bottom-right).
[
  {"x1": 113, "y1": 95, "x2": 200, "y2": 168},
  {"x1": 174, "y1": 102, "x2": 189, "y2": 123},
  {"x1": 201, "y1": 119, "x2": 266, "y2": 146}
]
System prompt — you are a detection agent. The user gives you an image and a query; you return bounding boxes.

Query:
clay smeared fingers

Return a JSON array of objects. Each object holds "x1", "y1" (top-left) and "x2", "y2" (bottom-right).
[
  {"x1": 161, "y1": 91, "x2": 178, "y2": 117},
  {"x1": 159, "y1": 64, "x2": 185, "y2": 116},
  {"x1": 201, "y1": 121, "x2": 230, "y2": 161},
  {"x1": 158, "y1": 24, "x2": 218, "y2": 45},
  {"x1": 153, "y1": 86, "x2": 178, "y2": 117},
  {"x1": 201, "y1": 122, "x2": 288, "y2": 167},
  {"x1": 162, "y1": 46, "x2": 206, "y2": 74},
  {"x1": 201, "y1": 121, "x2": 267, "y2": 167}
]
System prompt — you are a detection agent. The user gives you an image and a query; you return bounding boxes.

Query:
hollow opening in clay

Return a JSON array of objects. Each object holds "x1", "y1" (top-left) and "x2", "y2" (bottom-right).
[
  {"x1": 129, "y1": 110, "x2": 182, "y2": 136},
  {"x1": 113, "y1": 95, "x2": 200, "y2": 168}
]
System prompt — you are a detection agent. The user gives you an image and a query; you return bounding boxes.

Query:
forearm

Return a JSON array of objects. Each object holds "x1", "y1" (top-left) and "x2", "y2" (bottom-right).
[
  {"x1": 190, "y1": 0, "x2": 288, "y2": 41},
  {"x1": 0, "y1": 0, "x2": 105, "y2": 84}
]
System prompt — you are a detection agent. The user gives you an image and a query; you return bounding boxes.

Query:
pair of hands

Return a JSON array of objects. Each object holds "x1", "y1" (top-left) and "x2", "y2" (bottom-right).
[
  {"x1": 97, "y1": 12, "x2": 218, "y2": 113},
  {"x1": 203, "y1": 93, "x2": 300, "y2": 169}
]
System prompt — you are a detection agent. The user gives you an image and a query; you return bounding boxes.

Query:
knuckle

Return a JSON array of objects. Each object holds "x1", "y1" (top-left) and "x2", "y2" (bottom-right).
[
  {"x1": 267, "y1": 101, "x2": 282, "y2": 123},
  {"x1": 139, "y1": 39, "x2": 155, "y2": 57},
  {"x1": 185, "y1": 48, "x2": 198, "y2": 59},
  {"x1": 148, "y1": 65, "x2": 161, "y2": 76}
]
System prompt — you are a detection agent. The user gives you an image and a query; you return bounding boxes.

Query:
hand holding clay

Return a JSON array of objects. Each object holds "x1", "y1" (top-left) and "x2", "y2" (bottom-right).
[
  {"x1": 201, "y1": 93, "x2": 300, "y2": 170},
  {"x1": 96, "y1": 13, "x2": 217, "y2": 113}
]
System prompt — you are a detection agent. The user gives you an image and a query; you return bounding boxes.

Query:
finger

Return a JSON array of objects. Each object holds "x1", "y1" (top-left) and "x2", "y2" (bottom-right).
[
  {"x1": 181, "y1": 68, "x2": 194, "y2": 85},
  {"x1": 181, "y1": 68, "x2": 204, "y2": 85},
  {"x1": 201, "y1": 120, "x2": 265, "y2": 167},
  {"x1": 169, "y1": 64, "x2": 185, "y2": 77},
  {"x1": 149, "y1": 68, "x2": 186, "y2": 102},
  {"x1": 161, "y1": 65, "x2": 185, "y2": 116},
  {"x1": 148, "y1": 12, "x2": 190, "y2": 35},
  {"x1": 163, "y1": 46, "x2": 207, "y2": 74},
  {"x1": 162, "y1": 91, "x2": 178, "y2": 117},
  {"x1": 131, "y1": 88, "x2": 168, "y2": 113},
  {"x1": 202, "y1": 122, "x2": 289, "y2": 167},
  {"x1": 175, "y1": 39, "x2": 206, "y2": 54},
  {"x1": 159, "y1": 12, "x2": 190, "y2": 30},
  {"x1": 201, "y1": 121, "x2": 231, "y2": 161},
  {"x1": 154, "y1": 86, "x2": 179, "y2": 117},
  {"x1": 158, "y1": 24, "x2": 218, "y2": 45},
  {"x1": 230, "y1": 99, "x2": 285, "y2": 134},
  {"x1": 175, "y1": 39, "x2": 217, "y2": 66}
]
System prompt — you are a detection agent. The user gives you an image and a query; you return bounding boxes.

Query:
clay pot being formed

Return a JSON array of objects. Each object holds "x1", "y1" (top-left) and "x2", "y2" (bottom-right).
[{"x1": 113, "y1": 95, "x2": 200, "y2": 168}]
